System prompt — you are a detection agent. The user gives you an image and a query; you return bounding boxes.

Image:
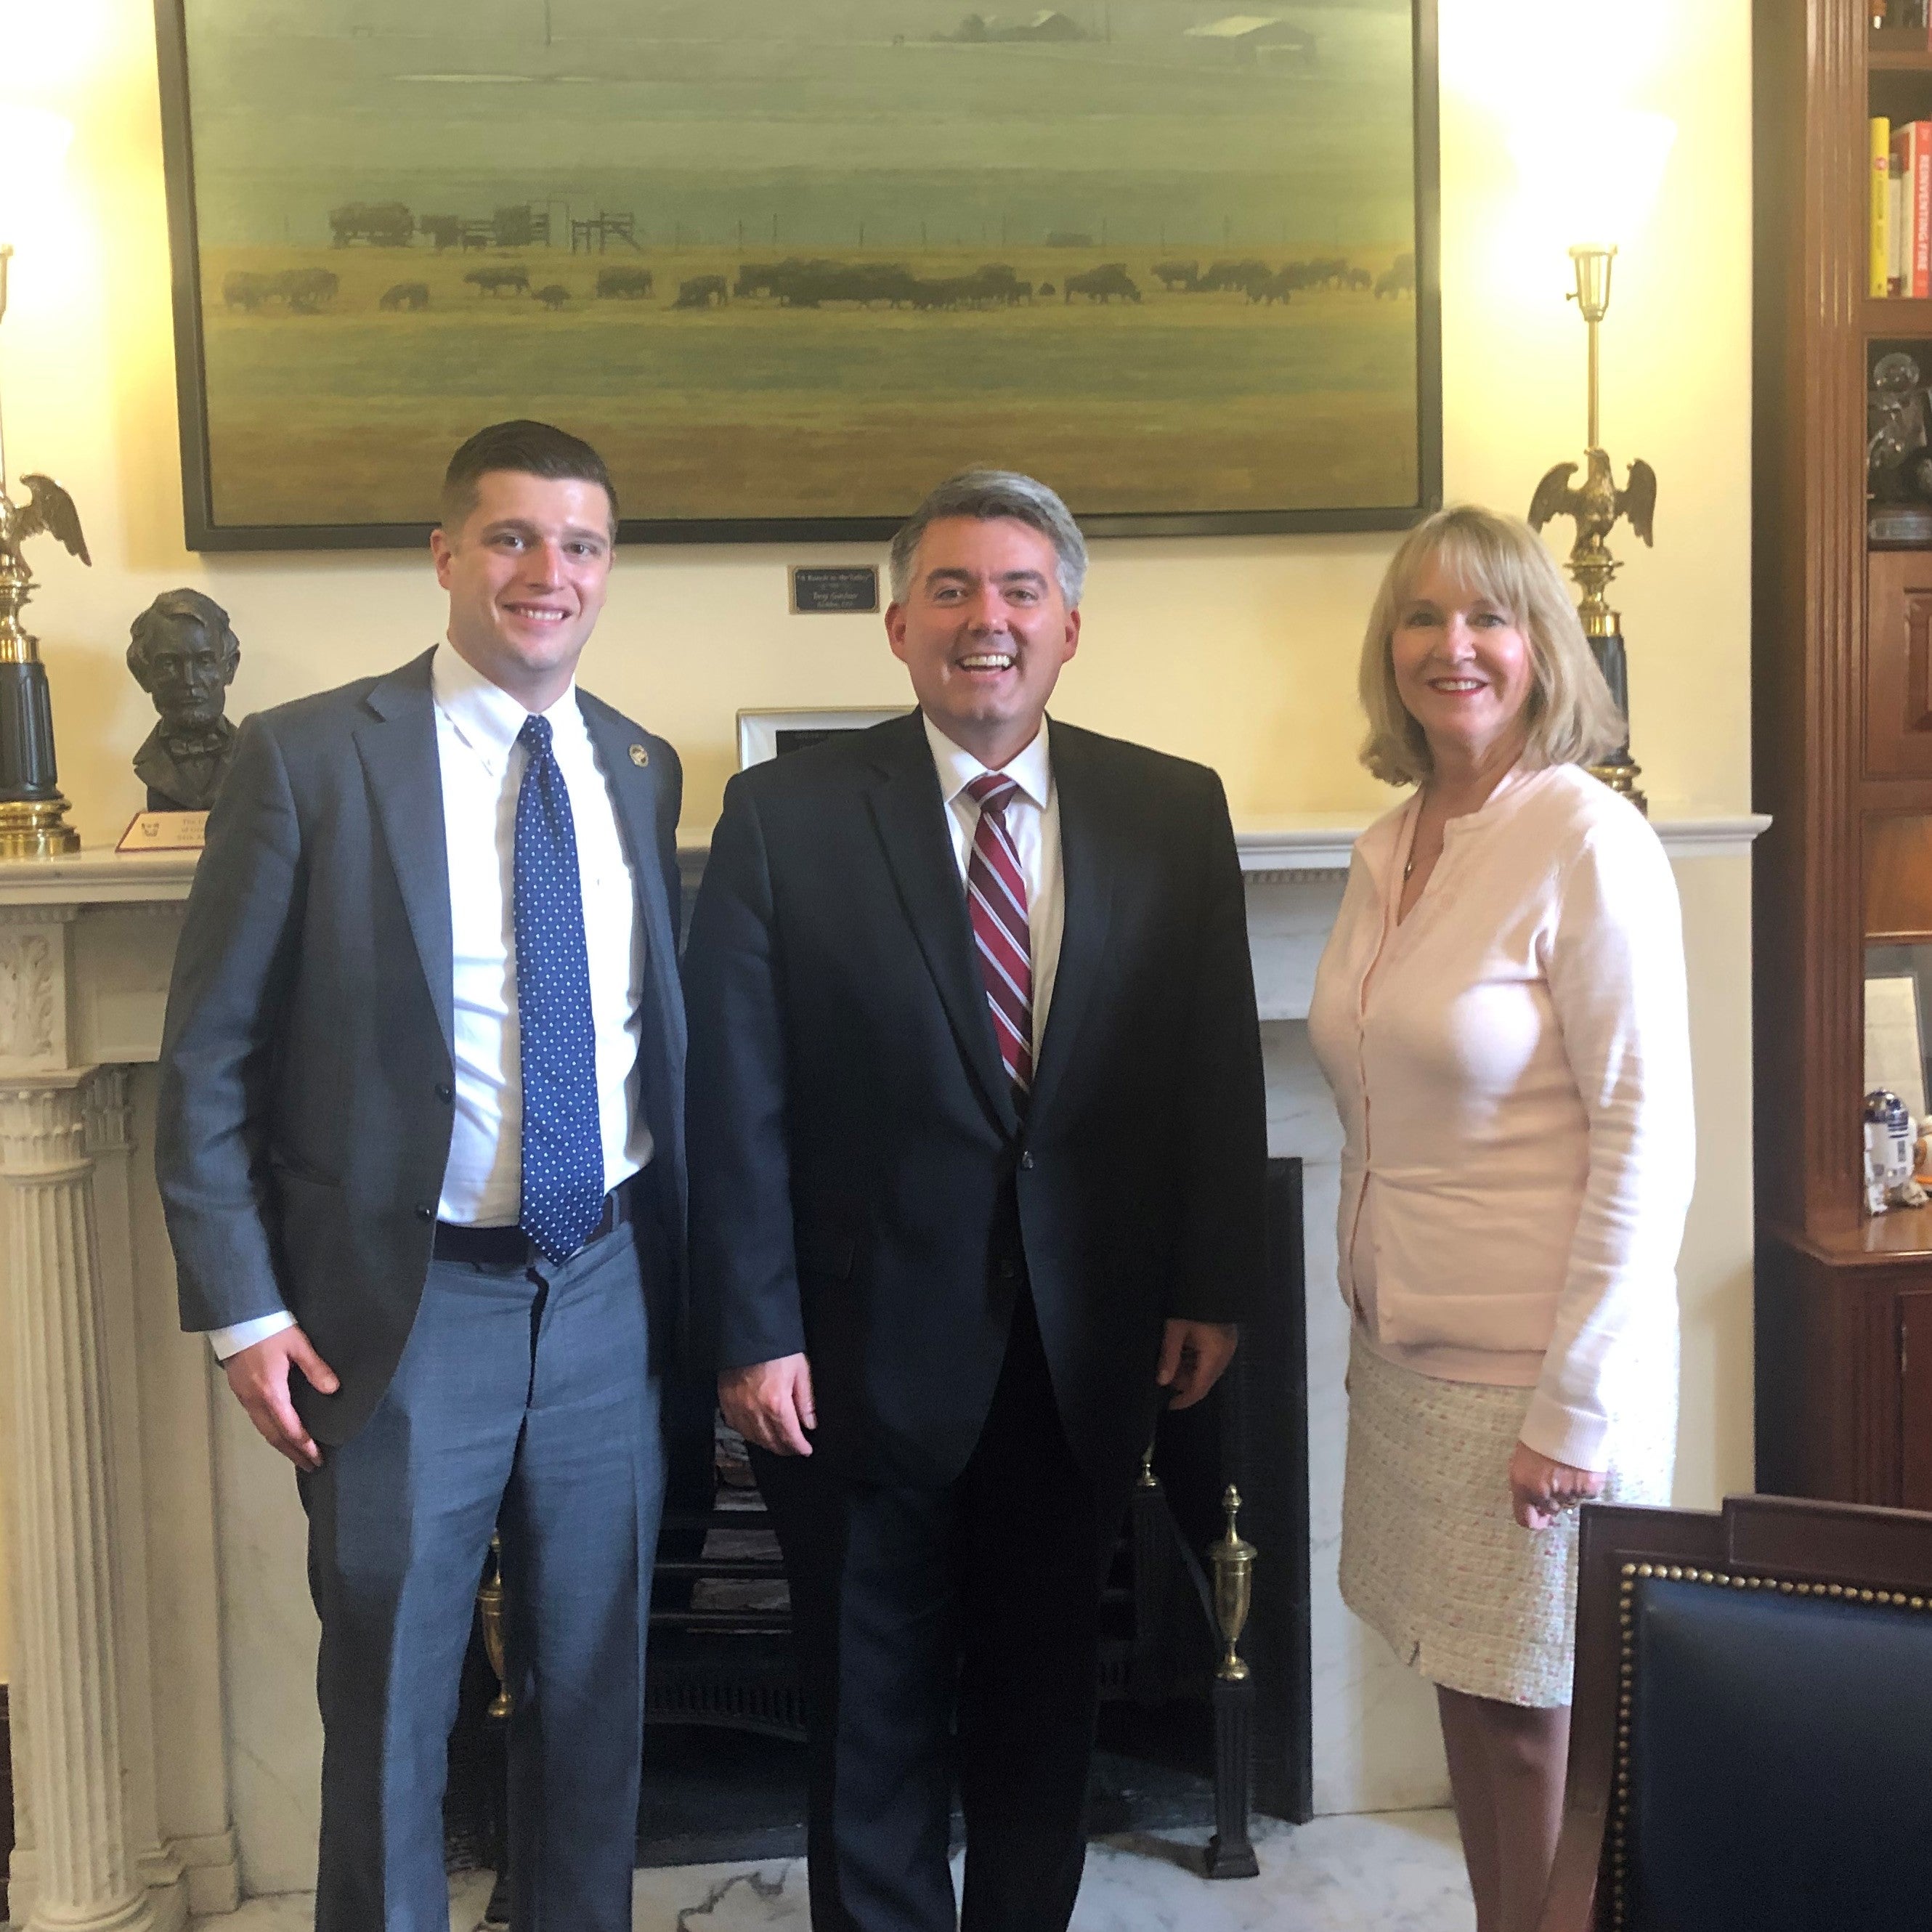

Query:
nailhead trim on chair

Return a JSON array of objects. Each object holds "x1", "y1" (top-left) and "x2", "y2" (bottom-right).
[{"x1": 1610, "y1": 1563, "x2": 1932, "y2": 1928}]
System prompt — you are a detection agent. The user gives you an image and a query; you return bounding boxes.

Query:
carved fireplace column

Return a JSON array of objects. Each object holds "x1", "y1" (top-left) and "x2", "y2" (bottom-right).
[{"x1": 0, "y1": 898, "x2": 155, "y2": 1932}]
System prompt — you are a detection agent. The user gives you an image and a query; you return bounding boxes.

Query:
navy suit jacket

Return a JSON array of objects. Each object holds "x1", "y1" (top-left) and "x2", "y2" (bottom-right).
[
  {"x1": 683, "y1": 710, "x2": 1267, "y2": 1490},
  {"x1": 155, "y1": 648, "x2": 687, "y2": 1445}
]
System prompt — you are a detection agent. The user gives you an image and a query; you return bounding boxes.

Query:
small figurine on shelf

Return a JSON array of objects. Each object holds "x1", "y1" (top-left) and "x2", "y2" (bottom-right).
[
  {"x1": 1864, "y1": 1089, "x2": 1928, "y2": 1213},
  {"x1": 1867, "y1": 354, "x2": 1932, "y2": 547}
]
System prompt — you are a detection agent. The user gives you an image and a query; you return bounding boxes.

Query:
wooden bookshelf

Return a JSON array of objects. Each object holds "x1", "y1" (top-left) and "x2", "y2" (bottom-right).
[
  {"x1": 1867, "y1": 296, "x2": 1932, "y2": 331},
  {"x1": 1754, "y1": 2, "x2": 1932, "y2": 1509},
  {"x1": 1872, "y1": 23, "x2": 1932, "y2": 56}
]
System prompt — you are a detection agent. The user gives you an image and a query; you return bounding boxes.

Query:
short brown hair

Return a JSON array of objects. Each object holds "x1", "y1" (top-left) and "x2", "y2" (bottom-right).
[
  {"x1": 1357, "y1": 504, "x2": 1625, "y2": 787},
  {"x1": 439, "y1": 420, "x2": 619, "y2": 536}
]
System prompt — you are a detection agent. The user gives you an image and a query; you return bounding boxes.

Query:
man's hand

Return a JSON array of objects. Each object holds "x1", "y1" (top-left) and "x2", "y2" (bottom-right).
[
  {"x1": 224, "y1": 1326, "x2": 339, "y2": 1471},
  {"x1": 1155, "y1": 1320, "x2": 1238, "y2": 1411},
  {"x1": 720, "y1": 1353, "x2": 817, "y2": 1458},
  {"x1": 1508, "y1": 1440, "x2": 1607, "y2": 1532}
]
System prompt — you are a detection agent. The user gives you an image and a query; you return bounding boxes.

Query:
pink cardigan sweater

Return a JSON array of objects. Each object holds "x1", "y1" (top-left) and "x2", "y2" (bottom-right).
[{"x1": 1308, "y1": 763, "x2": 1694, "y2": 1471}]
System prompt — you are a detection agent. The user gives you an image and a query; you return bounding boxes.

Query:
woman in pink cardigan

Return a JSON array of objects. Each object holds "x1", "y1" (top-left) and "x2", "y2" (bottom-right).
[{"x1": 1310, "y1": 505, "x2": 1693, "y2": 1932}]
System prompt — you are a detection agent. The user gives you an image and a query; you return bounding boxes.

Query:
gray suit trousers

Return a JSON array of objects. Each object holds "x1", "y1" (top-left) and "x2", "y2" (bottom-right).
[{"x1": 299, "y1": 1222, "x2": 664, "y2": 1932}]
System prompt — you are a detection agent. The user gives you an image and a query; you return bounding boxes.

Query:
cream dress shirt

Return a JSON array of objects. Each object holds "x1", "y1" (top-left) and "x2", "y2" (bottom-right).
[{"x1": 211, "y1": 641, "x2": 650, "y2": 1360}]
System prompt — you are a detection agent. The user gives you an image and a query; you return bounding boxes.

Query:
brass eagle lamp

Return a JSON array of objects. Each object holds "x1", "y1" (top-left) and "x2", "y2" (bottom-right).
[
  {"x1": 0, "y1": 243, "x2": 88, "y2": 857},
  {"x1": 1527, "y1": 244, "x2": 1653, "y2": 816}
]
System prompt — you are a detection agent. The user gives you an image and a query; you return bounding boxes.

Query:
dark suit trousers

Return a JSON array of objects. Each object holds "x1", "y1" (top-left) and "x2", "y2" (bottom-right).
[
  {"x1": 754, "y1": 1287, "x2": 1127, "y2": 1932},
  {"x1": 299, "y1": 1222, "x2": 665, "y2": 1932}
]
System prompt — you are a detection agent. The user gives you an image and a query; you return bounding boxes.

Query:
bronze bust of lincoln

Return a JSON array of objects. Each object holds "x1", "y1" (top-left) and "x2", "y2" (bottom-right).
[{"x1": 126, "y1": 588, "x2": 240, "y2": 812}]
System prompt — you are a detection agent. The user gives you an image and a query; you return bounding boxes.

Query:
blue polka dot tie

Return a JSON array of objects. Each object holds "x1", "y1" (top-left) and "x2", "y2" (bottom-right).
[{"x1": 514, "y1": 713, "x2": 604, "y2": 1263}]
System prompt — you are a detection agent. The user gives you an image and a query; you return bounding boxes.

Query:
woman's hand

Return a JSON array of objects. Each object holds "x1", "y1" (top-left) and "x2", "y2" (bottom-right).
[{"x1": 1507, "y1": 1441, "x2": 1606, "y2": 1531}]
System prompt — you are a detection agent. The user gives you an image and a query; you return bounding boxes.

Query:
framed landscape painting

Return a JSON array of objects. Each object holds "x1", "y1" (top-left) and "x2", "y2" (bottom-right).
[{"x1": 155, "y1": 0, "x2": 1440, "y2": 548}]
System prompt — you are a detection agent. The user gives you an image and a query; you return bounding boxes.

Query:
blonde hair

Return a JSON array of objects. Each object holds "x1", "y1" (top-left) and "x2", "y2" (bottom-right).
[{"x1": 1357, "y1": 503, "x2": 1626, "y2": 787}]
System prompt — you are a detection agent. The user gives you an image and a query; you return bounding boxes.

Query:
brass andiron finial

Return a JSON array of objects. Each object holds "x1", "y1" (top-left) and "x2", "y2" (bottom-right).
[
  {"x1": 479, "y1": 1532, "x2": 513, "y2": 1718},
  {"x1": 1210, "y1": 1485, "x2": 1255, "y2": 1684},
  {"x1": 0, "y1": 245, "x2": 88, "y2": 858},
  {"x1": 1527, "y1": 244, "x2": 1652, "y2": 816}
]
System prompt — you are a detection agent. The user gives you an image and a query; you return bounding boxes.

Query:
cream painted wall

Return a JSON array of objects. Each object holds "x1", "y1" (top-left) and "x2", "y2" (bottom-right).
[{"x1": 0, "y1": 0, "x2": 1753, "y2": 1694}]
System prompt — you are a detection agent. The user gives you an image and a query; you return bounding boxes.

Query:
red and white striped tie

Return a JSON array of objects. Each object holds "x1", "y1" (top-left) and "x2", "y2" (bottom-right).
[{"x1": 964, "y1": 772, "x2": 1034, "y2": 1097}]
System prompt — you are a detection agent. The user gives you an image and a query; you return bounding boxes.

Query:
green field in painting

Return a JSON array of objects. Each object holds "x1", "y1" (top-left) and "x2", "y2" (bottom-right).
[{"x1": 200, "y1": 244, "x2": 1421, "y2": 526}]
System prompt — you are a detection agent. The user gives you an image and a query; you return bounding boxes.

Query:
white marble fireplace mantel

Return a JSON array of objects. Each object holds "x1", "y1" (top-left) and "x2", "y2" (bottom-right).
[{"x1": 0, "y1": 811, "x2": 1766, "y2": 1924}]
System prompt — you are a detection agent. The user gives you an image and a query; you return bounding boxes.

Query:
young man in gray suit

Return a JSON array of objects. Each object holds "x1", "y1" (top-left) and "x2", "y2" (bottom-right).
[{"x1": 156, "y1": 421, "x2": 685, "y2": 1932}]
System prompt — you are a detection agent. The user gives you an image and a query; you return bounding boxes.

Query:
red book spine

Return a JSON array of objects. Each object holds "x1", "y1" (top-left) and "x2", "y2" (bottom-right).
[{"x1": 1915, "y1": 123, "x2": 1932, "y2": 298}]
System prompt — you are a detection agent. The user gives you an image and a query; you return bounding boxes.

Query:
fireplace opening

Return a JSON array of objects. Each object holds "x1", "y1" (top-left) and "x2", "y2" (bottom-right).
[{"x1": 445, "y1": 1158, "x2": 1310, "y2": 1879}]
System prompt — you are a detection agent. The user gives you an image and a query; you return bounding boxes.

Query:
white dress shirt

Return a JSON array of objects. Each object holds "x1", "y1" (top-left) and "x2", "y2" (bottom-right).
[
  {"x1": 923, "y1": 712, "x2": 1064, "y2": 1056},
  {"x1": 211, "y1": 641, "x2": 652, "y2": 1360}
]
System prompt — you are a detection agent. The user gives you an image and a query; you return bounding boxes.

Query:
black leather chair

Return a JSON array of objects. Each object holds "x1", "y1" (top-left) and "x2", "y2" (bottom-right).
[{"x1": 1539, "y1": 1493, "x2": 1932, "y2": 1932}]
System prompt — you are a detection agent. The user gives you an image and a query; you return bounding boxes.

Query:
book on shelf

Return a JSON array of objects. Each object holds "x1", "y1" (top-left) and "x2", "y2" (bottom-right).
[
  {"x1": 1881, "y1": 121, "x2": 1932, "y2": 296},
  {"x1": 1893, "y1": 155, "x2": 1909, "y2": 293},
  {"x1": 1877, "y1": 116, "x2": 1894, "y2": 296}
]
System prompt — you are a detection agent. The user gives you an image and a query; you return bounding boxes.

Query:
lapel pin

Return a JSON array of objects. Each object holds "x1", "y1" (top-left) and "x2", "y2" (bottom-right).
[{"x1": 628, "y1": 744, "x2": 649, "y2": 768}]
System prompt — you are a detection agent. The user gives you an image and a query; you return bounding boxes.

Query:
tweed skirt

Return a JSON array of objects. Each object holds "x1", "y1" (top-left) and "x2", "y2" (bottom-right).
[{"x1": 1338, "y1": 1327, "x2": 1676, "y2": 1708}]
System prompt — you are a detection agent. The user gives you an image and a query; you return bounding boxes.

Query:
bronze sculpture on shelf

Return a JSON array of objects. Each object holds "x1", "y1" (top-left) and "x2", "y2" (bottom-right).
[
  {"x1": 1865, "y1": 351, "x2": 1932, "y2": 546},
  {"x1": 1527, "y1": 243, "x2": 1653, "y2": 816},
  {"x1": 126, "y1": 588, "x2": 241, "y2": 812}
]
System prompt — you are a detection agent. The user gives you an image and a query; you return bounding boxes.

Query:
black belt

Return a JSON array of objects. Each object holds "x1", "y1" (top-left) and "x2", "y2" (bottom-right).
[{"x1": 434, "y1": 1177, "x2": 639, "y2": 1266}]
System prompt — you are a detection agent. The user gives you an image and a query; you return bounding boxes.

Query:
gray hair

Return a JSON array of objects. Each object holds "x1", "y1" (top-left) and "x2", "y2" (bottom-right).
[
  {"x1": 1357, "y1": 503, "x2": 1625, "y2": 787},
  {"x1": 887, "y1": 469, "x2": 1088, "y2": 608}
]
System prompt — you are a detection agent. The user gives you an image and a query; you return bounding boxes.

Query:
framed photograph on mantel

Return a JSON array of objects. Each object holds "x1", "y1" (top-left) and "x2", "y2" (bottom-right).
[{"x1": 153, "y1": 0, "x2": 1441, "y2": 551}]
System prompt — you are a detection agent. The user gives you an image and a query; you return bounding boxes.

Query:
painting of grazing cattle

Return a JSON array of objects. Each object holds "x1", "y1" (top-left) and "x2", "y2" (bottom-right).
[{"x1": 156, "y1": 0, "x2": 1439, "y2": 544}]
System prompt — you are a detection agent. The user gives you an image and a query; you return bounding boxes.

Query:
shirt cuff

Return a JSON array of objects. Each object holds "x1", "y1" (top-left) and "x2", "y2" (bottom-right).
[
  {"x1": 1517, "y1": 1388, "x2": 1612, "y2": 1474},
  {"x1": 207, "y1": 1310, "x2": 297, "y2": 1363}
]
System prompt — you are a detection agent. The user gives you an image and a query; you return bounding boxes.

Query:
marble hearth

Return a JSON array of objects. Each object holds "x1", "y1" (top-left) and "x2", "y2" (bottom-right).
[{"x1": 0, "y1": 815, "x2": 1763, "y2": 1925}]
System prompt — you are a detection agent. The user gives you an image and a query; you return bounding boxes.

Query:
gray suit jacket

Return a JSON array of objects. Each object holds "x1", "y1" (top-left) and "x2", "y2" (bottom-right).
[{"x1": 155, "y1": 649, "x2": 688, "y2": 1445}]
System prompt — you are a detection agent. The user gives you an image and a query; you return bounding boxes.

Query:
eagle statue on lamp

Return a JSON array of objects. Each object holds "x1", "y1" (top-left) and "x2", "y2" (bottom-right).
[
  {"x1": 1525, "y1": 443, "x2": 1656, "y2": 814},
  {"x1": 0, "y1": 471, "x2": 89, "y2": 660},
  {"x1": 0, "y1": 472, "x2": 90, "y2": 660},
  {"x1": 0, "y1": 472, "x2": 92, "y2": 576},
  {"x1": 1527, "y1": 447, "x2": 1655, "y2": 638}
]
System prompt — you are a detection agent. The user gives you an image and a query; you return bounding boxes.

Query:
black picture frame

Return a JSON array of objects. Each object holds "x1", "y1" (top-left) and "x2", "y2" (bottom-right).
[{"x1": 154, "y1": 1, "x2": 1441, "y2": 553}]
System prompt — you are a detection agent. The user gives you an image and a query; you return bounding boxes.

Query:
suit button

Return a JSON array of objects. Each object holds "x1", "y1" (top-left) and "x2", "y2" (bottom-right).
[
  {"x1": 1020, "y1": 1153, "x2": 1036, "y2": 1171},
  {"x1": 997, "y1": 1257, "x2": 1018, "y2": 1280},
  {"x1": 435, "y1": 1083, "x2": 453, "y2": 1104},
  {"x1": 415, "y1": 1204, "x2": 435, "y2": 1222}
]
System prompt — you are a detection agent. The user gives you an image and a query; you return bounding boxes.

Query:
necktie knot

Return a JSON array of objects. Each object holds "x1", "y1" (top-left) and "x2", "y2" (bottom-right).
[
  {"x1": 966, "y1": 772, "x2": 1018, "y2": 820},
  {"x1": 519, "y1": 713, "x2": 554, "y2": 760}
]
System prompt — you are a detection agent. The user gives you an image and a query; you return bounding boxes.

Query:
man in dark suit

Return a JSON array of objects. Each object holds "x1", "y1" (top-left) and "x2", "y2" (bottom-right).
[
  {"x1": 685, "y1": 469, "x2": 1267, "y2": 1931},
  {"x1": 156, "y1": 421, "x2": 684, "y2": 1932}
]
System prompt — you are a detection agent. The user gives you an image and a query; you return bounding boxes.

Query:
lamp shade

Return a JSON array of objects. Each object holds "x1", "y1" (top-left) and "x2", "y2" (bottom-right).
[
  {"x1": 1506, "y1": 109, "x2": 1677, "y2": 256},
  {"x1": 0, "y1": 104, "x2": 73, "y2": 256}
]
